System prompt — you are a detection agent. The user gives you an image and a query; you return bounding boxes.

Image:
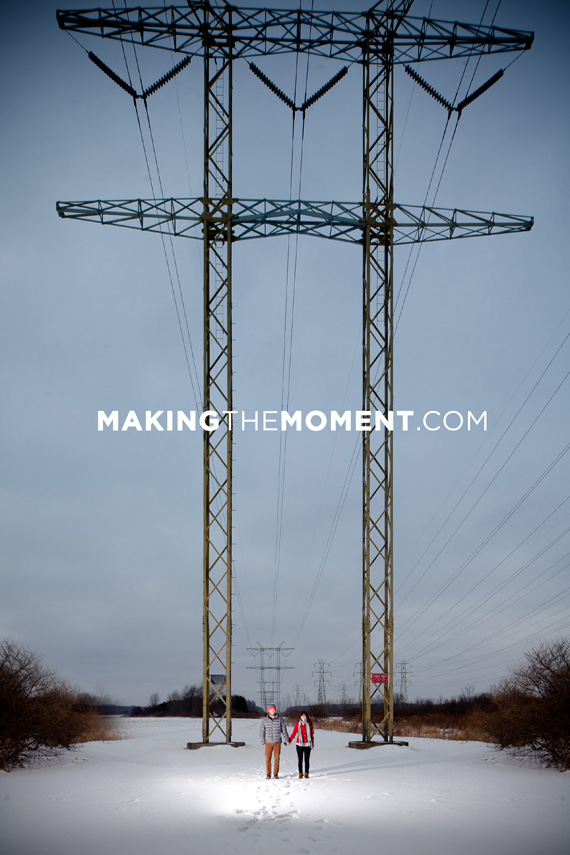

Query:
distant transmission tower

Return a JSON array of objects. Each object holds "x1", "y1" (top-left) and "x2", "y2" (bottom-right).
[
  {"x1": 247, "y1": 643, "x2": 294, "y2": 711},
  {"x1": 354, "y1": 662, "x2": 363, "y2": 703},
  {"x1": 397, "y1": 660, "x2": 412, "y2": 703},
  {"x1": 313, "y1": 660, "x2": 331, "y2": 706},
  {"x1": 57, "y1": 1, "x2": 533, "y2": 747}
]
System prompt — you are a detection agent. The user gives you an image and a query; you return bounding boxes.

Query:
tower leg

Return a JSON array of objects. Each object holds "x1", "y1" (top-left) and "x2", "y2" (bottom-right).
[
  {"x1": 201, "y1": 3, "x2": 234, "y2": 746},
  {"x1": 361, "y1": 37, "x2": 395, "y2": 745}
]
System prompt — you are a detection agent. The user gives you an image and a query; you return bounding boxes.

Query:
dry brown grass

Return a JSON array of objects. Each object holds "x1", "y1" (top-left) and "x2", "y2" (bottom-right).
[
  {"x1": 303, "y1": 712, "x2": 496, "y2": 743},
  {"x1": 394, "y1": 711, "x2": 495, "y2": 743},
  {"x1": 73, "y1": 713, "x2": 120, "y2": 744},
  {"x1": 312, "y1": 717, "x2": 361, "y2": 734}
]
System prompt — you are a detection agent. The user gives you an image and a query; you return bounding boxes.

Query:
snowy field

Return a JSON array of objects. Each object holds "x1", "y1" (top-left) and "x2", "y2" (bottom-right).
[{"x1": 2, "y1": 717, "x2": 569, "y2": 855}]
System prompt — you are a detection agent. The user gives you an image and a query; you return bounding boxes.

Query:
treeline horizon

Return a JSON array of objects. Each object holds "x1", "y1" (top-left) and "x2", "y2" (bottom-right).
[
  {"x1": 3, "y1": 637, "x2": 568, "y2": 770},
  {"x1": 121, "y1": 684, "x2": 495, "y2": 721}
]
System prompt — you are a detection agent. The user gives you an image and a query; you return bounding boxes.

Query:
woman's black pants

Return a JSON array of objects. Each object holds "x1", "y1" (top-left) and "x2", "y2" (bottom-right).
[{"x1": 296, "y1": 745, "x2": 311, "y2": 773}]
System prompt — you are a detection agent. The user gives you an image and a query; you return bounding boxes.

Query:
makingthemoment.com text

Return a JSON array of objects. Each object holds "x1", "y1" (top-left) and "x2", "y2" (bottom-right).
[{"x1": 98, "y1": 410, "x2": 487, "y2": 433}]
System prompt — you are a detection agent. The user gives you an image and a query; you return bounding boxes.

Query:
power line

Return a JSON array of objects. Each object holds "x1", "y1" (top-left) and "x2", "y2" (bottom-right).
[
  {"x1": 398, "y1": 362, "x2": 570, "y2": 620},
  {"x1": 399, "y1": 432, "x2": 570, "y2": 637},
  {"x1": 403, "y1": 498, "x2": 570, "y2": 657},
  {"x1": 108, "y1": 0, "x2": 202, "y2": 409},
  {"x1": 407, "y1": 543, "x2": 570, "y2": 663},
  {"x1": 271, "y1": 0, "x2": 316, "y2": 643},
  {"x1": 292, "y1": 433, "x2": 361, "y2": 645},
  {"x1": 397, "y1": 309, "x2": 570, "y2": 586},
  {"x1": 395, "y1": 0, "x2": 504, "y2": 332}
]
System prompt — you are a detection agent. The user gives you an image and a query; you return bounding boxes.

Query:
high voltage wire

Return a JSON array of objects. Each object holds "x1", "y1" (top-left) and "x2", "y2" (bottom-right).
[
  {"x1": 397, "y1": 307, "x2": 570, "y2": 582},
  {"x1": 406, "y1": 541, "x2": 570, "y2": 662},
  {"x1": 394, "y1": 600, "x2": 570, "y2": 693},
  {"x1": 437, "y1": 592, "x2": 570, "y2": 670},
  {"x1": 156, "y1": 0, "x2": 258, "y2": 653},
  {"x1": 112, "y1": 2, "x2": 258, "y2": 661},
  {"x1": 401, "y1": 611, "x2": 570, "y2": 693},
  {"x1": 395, "y1": 0, "x2": 504, "y2": 331},
  {"x1": 153, "y1": 0, "x2": 259, "y2": 653},
  {"x1": 441, "y1": 593, "x2": 570, "y2": 670},
  {"x1": 292, "y1": 432, "x2": 361, "y2": 646},
  {"x1": 448, "y1": 554, "x2": 570, "y2": 652},
  {"x1": 116, "y1": 11, "x2": 252, "y2": 666},
  {"x1": 413, "y1": 622, "x2": 570, "y2": 689},
  {"x1": 403, "y1": 498, "x2": 570, "y2": 656},
  {"x1": 280, "y1": 4, "x2": 548, "y2": 703},
  {"x1": 232, "y1": 511, "x2": 255, "y2": 647},
  {"x1": 270, "y1": 80, "x2": 301, "y2": 645},
  {"x1": 291, "y1": 339, "x2": 359, "y2": 615},
  {"x1": 66, "y1": 7, "x2": 258, "y2": 663},
  {"x1": 391, "y1": 2, "x2": 533, "y2": 639},
  {"x1": 329, "y1": 559, "x2": 570, "y2": 693},
  {"x1": 430, "y1": 612, "x2": 570, "y2": 678},
  {"x1": 287, "y1": 344, "x2": 360, "y2": 651},
  {"x1": 336, "y1": 442, "x2": 569, "y2": 687},
  {"x1": 67, "y1": 11, "x2": 254, "y2": 657},
  {"x1": 77, "y1": 0, "x2": 352, "y2": 654},
  {"x1": 398, "y1": 428, "x2": 570, "y2": 637},
  {"x1": 276, "y1": 0, "x2": 536, "y2": 674},
  {"x1": 129, "y1": 23, "x2": 202, "y2": 406},
  {"x1": 271, "y1": 0, "x2": 315, "y2": 644},
  {"x1": 397, "y1": 342, "x2": 570, "y2": 613},
  {"x1": 336, "y1": 564, "x2": 570, "y2": 688},
  {"x1": 107, "y1": 1, "x2": 202, "y2": 410},
  {"x1": 399, "y1": 434, "x2": 570, "y2": 628},
  {"x1": 139, "y1": 101, "x2": 202, "y2": 406}
]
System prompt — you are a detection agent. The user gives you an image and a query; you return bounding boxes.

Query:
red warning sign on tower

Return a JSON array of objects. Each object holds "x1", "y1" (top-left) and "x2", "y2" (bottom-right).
[{"x1": 371, "y1": 673, "x2": 389, "y2": 684}]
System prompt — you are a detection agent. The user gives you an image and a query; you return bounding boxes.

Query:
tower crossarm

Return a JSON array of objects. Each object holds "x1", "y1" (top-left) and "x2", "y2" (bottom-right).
[
  {"x1": 56, "y1": 198, "x2": 534, "y2": 244},
  {"x1": 56, "y1": 6, "x2": 533, "y2": 63}
]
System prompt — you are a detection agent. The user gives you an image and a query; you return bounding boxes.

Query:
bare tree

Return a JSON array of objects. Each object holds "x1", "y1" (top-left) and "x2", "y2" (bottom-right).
[
  {"x1": 0, "y1": 638, "x2": 111, "y2": 770},
  {"x1": 491, "y1": 638, "x2": 570, "y2": 770}
]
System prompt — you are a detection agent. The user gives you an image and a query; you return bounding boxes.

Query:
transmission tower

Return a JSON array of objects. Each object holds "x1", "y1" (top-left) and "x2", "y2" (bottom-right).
[
  {"x1": 56, "y1": 1, "x2": 533, "y2": 746},
  {"x1": 354, "y1": 662, "x2": 363, "y2": 704},
  {"x1": 397, "y1": 660, "x2": 412, "y2": 703},
  {"x1": 313, "y1": 660, "x2": 331, "y2": 706},
  {"x1": 247, "y1": 643, "x2": 294, "y2": 711}
]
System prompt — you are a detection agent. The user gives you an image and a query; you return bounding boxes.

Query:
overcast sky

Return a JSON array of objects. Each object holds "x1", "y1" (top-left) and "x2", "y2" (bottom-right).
[{"x1": 1, "y1": 0, "x2": 569, "y2": 709}]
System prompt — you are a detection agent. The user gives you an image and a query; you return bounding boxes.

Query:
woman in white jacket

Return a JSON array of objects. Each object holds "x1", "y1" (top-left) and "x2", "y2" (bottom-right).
[{"x1": 288, "y1": 711, "x2": 314, "y2": 779}]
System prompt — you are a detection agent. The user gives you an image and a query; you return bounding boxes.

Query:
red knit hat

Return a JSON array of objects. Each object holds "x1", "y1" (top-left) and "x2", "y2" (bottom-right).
[{"x1": 267, "y1": 704, "x2": 277, "y2": 712}]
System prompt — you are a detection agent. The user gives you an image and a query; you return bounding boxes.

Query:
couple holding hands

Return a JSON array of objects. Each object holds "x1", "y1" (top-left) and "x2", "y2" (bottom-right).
[{"x1": 260, "y1": 704, "x2": 314, "y2": 779}]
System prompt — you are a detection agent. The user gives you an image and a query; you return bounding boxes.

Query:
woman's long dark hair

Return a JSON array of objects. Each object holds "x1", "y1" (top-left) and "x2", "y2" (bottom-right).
[{"x1": 299, "y1": 710, "x2": 313, "y2": 727}]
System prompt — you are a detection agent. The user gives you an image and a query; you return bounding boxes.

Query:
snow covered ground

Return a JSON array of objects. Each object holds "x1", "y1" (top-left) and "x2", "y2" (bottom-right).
[{"x1": 2, "y1": 717, "x2": 569, "y2": 855}]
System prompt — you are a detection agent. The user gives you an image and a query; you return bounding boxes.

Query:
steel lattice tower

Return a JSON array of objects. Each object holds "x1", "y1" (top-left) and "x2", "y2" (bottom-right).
[
  {"x1": 202, "y1": 3, "x2": 234, "y2": 746},
  {"x1": 313, "y1": 660, "x2": 331, "y2": 706},
  {"x1": 56, "y1": 1, "x2": 533, "y2": 746},
  {"x1": 247, "y1": 643, "x2": 294, "y2": 711},
  {"x1": 397, "y1": 660, "x2": 411, "y2": 702}
]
